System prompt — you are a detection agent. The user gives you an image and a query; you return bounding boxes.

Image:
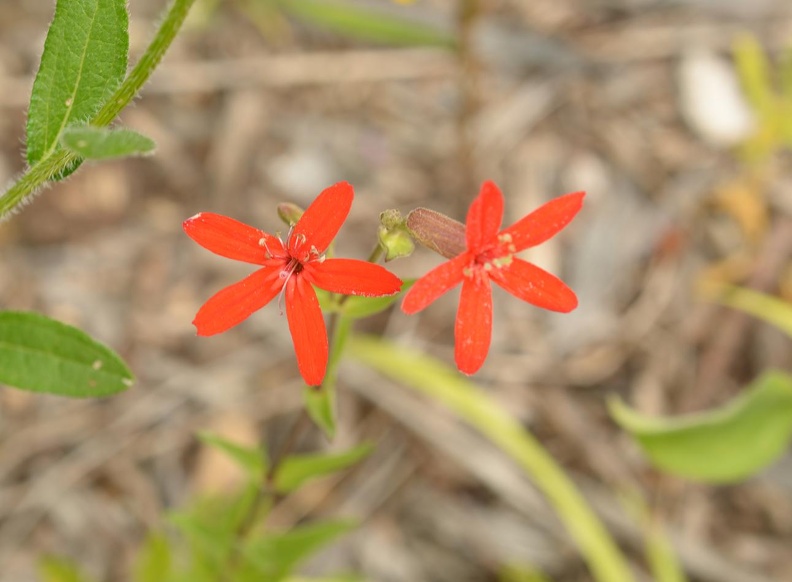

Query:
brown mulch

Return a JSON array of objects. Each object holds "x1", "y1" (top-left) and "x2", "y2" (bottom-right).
[{"x1": 1, "y1": 1, "x2": 792, "y2": 581}]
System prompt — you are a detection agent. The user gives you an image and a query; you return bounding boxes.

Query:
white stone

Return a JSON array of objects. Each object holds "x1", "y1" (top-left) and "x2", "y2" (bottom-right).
[{"x1": 678, "y1": 48, "x2": 756, "y2": 148}]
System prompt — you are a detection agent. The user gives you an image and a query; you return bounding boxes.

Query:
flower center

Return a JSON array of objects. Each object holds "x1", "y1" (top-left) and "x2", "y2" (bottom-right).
[
  {"x1": 286, "y1": 231, "x2": 326, "y2": 265},
  {"x1": 463, "y1": 234, "x2": 515, "y2": 280}
]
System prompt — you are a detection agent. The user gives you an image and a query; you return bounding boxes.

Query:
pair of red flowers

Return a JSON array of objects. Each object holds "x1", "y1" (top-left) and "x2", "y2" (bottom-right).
[{"x1": 183, "y1": 181, "x2": 583, "y2": 385}]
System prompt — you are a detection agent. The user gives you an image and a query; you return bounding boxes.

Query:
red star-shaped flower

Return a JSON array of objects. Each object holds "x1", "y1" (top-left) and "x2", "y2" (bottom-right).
[
  {"x1": 402, "y1": 181, "x2": 583, "y2": 375},
  {"x1": 184, "y1": 182, "x2": 403, "y2": 386}
]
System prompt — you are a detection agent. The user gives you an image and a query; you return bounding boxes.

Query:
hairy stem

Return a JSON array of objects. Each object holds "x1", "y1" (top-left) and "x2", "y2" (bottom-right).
[{"x1": 0, "y1": 0, "x2": 197, "y2": 219}]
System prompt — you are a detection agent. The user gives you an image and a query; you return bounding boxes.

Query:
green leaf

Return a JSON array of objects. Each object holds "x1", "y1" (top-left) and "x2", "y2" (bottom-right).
[
  {"x1": 133, "y1": 533, "x2": 173, "y2": 582},
  {"x1": 346, "y1": 334, "x2": 648, "y2": 582},
  {"x1": 780, "y1": 46, "x2": 792, "y2": 144},
  {"x1": 644, "y1": 519, "x2": 687, "y2": 582},
  {"x1": 710, "y1": 285, "x2": 792, "y2": 339},
  {"x1": 609, "y1": 371, "x2": 792, "y2": 483},
  {"x1": 26, "y1": 0, "x2": 129, "y2": 169},
  {"x1": 0, "y1": 311, "x2": 133, "y2": 397},
  {"x1": 341, "y1": 280, "x2": 414, "y2": 319},
  {"x1": 277, "y1": 0, "x2": 454, "y2": 47},
  {"x1": 284, "y1": 576, "x2": 365, "y2": 582},
  {"x1": 38, "y1": 557, "x2": 95, "y2": 582},
  {"x1": 197, "y1": 432, "x2": 267, "y2": 481},
  {"x1": 169, "y1": 487, "x2": 259, "y2": 573},
  {"x1": 734, "y1": 34, "x2": 774, "y2": 117},
  {"x1": 304, "y1": 386, "x2": 337, "y2": 439},
  {"x1": 61, "y1": 126, "x2": 155, "y2": 160},
  {"x1": 274, "y1": 443, "x2": 374, "y2": 493},
  {"x1": 243, "y1": 520, "x2": 356, "y2": 580}
]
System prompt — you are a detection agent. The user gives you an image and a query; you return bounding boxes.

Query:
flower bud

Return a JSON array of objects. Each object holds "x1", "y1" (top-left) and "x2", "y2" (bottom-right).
[
  {"x1": 406, "y1": 208, "x2": 466, "y2": 259},
  {"x1": 277, "y1": 202, "x2": 305, "y2": 226},
  {"x1": 378, "y1": 209, "x2": 415, "y2": 261}
]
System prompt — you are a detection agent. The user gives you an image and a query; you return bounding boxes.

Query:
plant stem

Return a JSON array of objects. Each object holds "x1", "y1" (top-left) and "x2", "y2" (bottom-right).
[
  {"x1": 348, "y1": 335, "x2": 636, "y2": 582},
  {"x1": 0, "y1": 0, "x2": 197, "y2": 219},
  {"x1": 222, "y1": 410, "x2": 312, "y2": 582},
  {"x1": 323, "y1": 315, "x2": 353, "y2": 394},
  {"x1": 0, "y1": 150, "x2": 76, "y2": 218},
  {"x1": 366, "y1": 243, "x2": 384, "y2": 264},
  {"x1": 92, "y1": 0, "x2": 197, "y2": 126},
  {"x1": 322, "y1": 241, "x2": 384, "y2": 389}
]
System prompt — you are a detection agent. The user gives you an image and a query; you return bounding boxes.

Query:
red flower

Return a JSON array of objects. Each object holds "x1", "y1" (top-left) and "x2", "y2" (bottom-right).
[
  {"x1": 402, "y1": 181, "x2": 583, "y2": 375},
  {"x1": 184, "y1": 182, "x2": 403, "y2": 386}
]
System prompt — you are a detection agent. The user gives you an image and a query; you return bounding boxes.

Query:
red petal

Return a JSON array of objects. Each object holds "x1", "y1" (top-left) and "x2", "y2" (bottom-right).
[
  {"x1": 183, "y1": 212, "x2": 284, "y2": 265},
  {"x1": 307, "y1": 259, "x2": 403, "y2": 296},
  {"x1": 285, "y1": 275, "x2": 329, "y2": 386},
  {"x1": 500, "y1": 191, "x2": 585, "y2": 252},
  {"x1": 455, "y1": 275, "x2": 493, "y2": 375},
  {"x1": 193, "y1": 267, "x2": 282, "y2": 335},
  {"x1": 466, "y1": 181, "x2": 504, "y2": 252},
  {"x1": 489, "y1": 258, "x2": 578, "y2": 312},
  {"x1": 401, "y1": 254, "x2": 468, "y2": 314},
  {"x1": 291, "y1": 182, "x2": 353, "y2": 255}
]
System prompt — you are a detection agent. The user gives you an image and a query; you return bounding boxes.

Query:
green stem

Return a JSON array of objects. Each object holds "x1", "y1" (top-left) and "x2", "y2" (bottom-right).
[
  {"x1": 366, "y1": 243, "x2": 384, "y2": 264},
  {"x1": 0, "y1": 150, "x2": 76, "y2": 217},
  {"x1": 222, "y1": 411, "x2": 311, "y2": 582},
  {"x1": 91, "y1": 0, "x2": 196, "y2": 126},
  {"x1": 348, "y1": 335, "x2": 636, "y2": 582},
  {"x1": 324, "y1": 315, "x2": 353, "y2": 393},
  {"x1": 0, "y1": 0, "x2": 197, "y2": 219}
]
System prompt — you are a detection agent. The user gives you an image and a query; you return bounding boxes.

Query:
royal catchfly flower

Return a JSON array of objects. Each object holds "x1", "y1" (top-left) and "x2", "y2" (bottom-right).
[
  {"x1": 184, "y1": 182, "x2": 403, "y2": 386},
  {"x1": 402, "y1": 181, "x2": 583, "y2": 375}
]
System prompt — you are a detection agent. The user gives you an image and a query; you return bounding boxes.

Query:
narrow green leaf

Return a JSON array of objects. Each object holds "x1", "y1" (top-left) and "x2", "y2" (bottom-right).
[
  {"x1": 609, "y1": 371, "x2": 792, "y2": 483},
  {"x1": 27, "y1": 0, "x2": 129, "y2": 167},
  {"x1": 169, "y1": 487, "x2": 259, "y2": 572},
  {"x1": 304, "y1": 386, "x2": 337, "y2": 439},
  {"x1": 733, "y1": 34, "x2": 774, "y2": 116},
  {"x1": 274, "y1": 443, "x2": 373, "y2": 493},
  {"x1": 0, "y1": 311, "x2": 133, "y2": 397},
  {"x1": 243, "y1": 520, "x2": 356, "y2": 579},
  {"x1": 133, "y1": 533, "x2": 173, "y2": 582},
  {"x1": 61, "y1": 126, "x2": 155, "y2": 160},
  {"x1": 277, "y1": 0, "x2": 454, "y2": 47},
  {"x1": 38, "y1": 557, "x2": 95, "y2": 582},
  {"x1": 197, "y1": 432, "x2": 267, "y2": 481},
  {"x1": 644, "y1": 518, "x2": 687, "y2": 582},
  {"x1": 347, "y1": 335, "x2": 641, "y2": 582},
  {"x1": 341, "y1": 280, "x2": 414, "y2": 319},
  {"x1": 169, "y1": 513, "x2": 231, "y2": 571},
  {"x1": 710, "y1": 285, "x2": 792, "y2": 339},
  {"x1": 780, "y1": 46, "x2": 792, "y2": 144}
]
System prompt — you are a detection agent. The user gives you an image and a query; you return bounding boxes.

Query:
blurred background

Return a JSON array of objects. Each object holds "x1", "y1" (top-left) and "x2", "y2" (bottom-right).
[{"x1": 1, "y1": 0, "x2": 792, "y2": 580}]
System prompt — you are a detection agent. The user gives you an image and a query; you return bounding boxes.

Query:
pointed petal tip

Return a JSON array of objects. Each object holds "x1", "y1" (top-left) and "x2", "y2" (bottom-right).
[
  {"x1": 182, "y1": 212, "x2": 201, "y2": 229},
  {"x1": 294, "y1": 182, "x2": 355, "y2": 253}
]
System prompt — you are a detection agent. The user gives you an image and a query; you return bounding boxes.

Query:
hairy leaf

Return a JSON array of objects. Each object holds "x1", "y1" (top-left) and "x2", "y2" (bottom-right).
[
  {"x1": 26, "y1": 0, "x2": 129, "y2": 169},
  {"x1": 61, "y1": 126, "x2": 155, "y2": 159}
]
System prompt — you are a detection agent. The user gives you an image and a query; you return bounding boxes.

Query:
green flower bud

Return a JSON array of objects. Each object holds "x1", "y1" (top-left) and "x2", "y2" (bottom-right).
[
  {"x1": 377, "y1": 209, "x2": 415, "y2": 262},
  {"x1": 277, "y1": 202, "x2": 305, "y2": 226}
]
